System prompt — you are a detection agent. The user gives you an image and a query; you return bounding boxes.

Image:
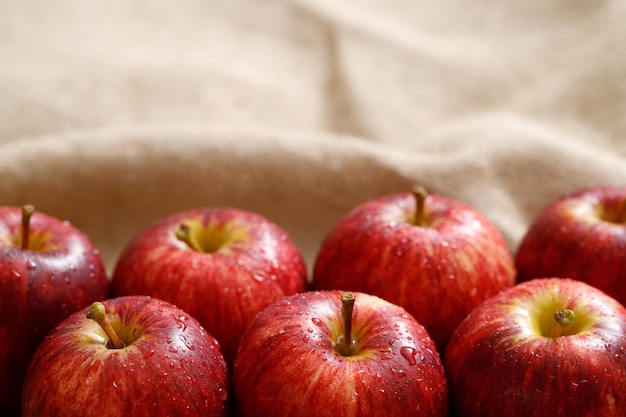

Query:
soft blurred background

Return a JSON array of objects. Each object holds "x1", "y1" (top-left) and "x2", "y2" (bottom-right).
[{"x1": 1, "y1": 0, "x2": 625, "y2": 272}]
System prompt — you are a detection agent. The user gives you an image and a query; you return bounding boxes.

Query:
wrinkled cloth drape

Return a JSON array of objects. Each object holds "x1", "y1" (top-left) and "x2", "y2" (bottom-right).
[{"x1": 1, "y1": 0, "x2": 624, "y2": 272}]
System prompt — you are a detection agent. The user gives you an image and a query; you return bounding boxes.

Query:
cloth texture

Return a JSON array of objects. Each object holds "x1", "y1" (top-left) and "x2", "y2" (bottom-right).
[{"x1": 1, "y1": 0, "x2": 625, "y2": 273}]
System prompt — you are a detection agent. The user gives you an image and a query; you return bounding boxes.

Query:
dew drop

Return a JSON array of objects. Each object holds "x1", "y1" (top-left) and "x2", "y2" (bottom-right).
[
  {"x1": 400, "y1": 346, "x2": 418, "y2": 366},
  {"x1": 26, "y1": 259, "x2": 37, "y2": 270},
  {"x1": 179, "y1": 334, "x2": 194, "y2": 350},
  {"x1": 380, "y1": 348, "x2": 394, "y2": 360},
  {"x1": 175, "y1": 315, "x2": 188, "y2": 331},
  {"x1": 311, "y1": 318, "x2": 323, "y2": 327},
  {"x1": 389, "y1": 366, "x2": 406, "y2": 378}
]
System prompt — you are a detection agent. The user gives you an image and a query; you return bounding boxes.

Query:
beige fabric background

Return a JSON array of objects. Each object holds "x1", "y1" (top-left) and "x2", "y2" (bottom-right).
[{"x1": 1, "y1": 0, "x2": 625, "y2": 274}]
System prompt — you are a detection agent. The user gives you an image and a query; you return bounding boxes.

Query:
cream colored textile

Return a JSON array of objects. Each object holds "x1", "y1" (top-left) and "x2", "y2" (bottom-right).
[{"x1": 1, "y1": 0, "x2": 625, "y2": 273}]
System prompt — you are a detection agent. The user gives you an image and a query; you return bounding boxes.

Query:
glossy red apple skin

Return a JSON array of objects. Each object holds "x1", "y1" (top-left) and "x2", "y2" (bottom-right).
[
  {"x1": 110, "y1": 207, "x2": 307, "y2": 364},
  {"x1": 515, "y1": 186, "x2": 626, "y2": 305},
  {"x1": 444, "y1": 278, "x2": 626, "y2": 417},
  {"x1": 0, "y1": 207, "x2": 108, "y2": 417},
  {"x1": 22, "y1": 295, "x2": 229, "y2": 417},
  {"x1": 312, "y1": 191, "x2": 516, "y2": 351},
  {"x1": 233, "y1": 290, "x2": 449, "y2": 417}
]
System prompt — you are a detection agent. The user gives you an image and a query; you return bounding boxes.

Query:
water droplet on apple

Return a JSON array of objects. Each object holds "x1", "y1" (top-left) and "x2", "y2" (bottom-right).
[
  {"x1": 11, "y1": 270, "x2": 20, "y2": 278},
  {"x1": 400, "y1": 346, "x2": 418, "y2": 366},
  {"x1": 253, "y1": 274, "x2": 265, "y2": 282},
  {"x1": 175, "y1": 315, "x2": 188, "y2": 331},
  {"x1": 311, "y1": 318, "x2": 323, "y2": 327},
  {"x1": 26, "y1": 259, "x2": 37, "y2": 270},
  {"x1": 179, "y1": 334, "x2": 194, "y2": 350},
  {"x1": 389, "y1": 366, "x2": 406, "y2": 378},
  {"x1": 380, "y1": 348, "x2": 394, "y2": 360}
]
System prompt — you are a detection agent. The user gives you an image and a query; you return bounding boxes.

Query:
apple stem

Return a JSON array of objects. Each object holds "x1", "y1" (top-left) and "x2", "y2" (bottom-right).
[
  {"x1": 175, "y1": 223, "x2": 202, "y2": 252},
  {"x1": 21, "y1": 204, "x2": 35, "y2": 250},
  {"x1": 550, "y1": 308, "x2": 575, "y2": 338},
  {"x1": 618, "y1": 198, "x2": 626, "y2": 224},
  {"x1": 87, "y1": 302, "x2": 124, "y2": 349},
  {"x1": 412, "y1": 185, "x2": 428, "y2": 226},
  {"x1": 336, "y1": 292, "x2": 356, "y2": 356}
]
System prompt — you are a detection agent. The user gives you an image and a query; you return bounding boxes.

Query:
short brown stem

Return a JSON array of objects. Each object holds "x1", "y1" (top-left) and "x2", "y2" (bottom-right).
[
  {"x1": 175, "y1": 223, "x2": 202, "y2": 252},
  {"x1": 87, "y1": 302, "x2": 124, "y2": 349},
  {"x1": 551, "y1": 309, "x2": 575, "y2": 338},
  {"x1": 412, "y1": 185, "x2": 428, "y2": 226},
  {"x1": 336, "y1": 292, "x2": 356, "y2": 356},
  {"x1": 21, "y1": 204, "x2": 35, "y2": 250},
  {"x1": 617, "y1": 198, "x2": 626, "y2": 224}
]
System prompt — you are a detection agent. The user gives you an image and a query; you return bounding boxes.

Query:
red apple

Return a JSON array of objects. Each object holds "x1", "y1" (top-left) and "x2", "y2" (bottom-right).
[
  {"x1": 232, "y1": 290, "x2": 449, "y2": 417},
  {"x1": 110, "y1": 207, "x2": 307, "y2": 364},
  {"x1": 0, "y1": 205, "x2": 108, "y2": 416},
  {"x1": 22, "y1": 295, "x2": 229, "y2": 417},
  {"x1": 312, "y1": 187, "x2": 516, "y2": 351},
  {"x1": 515, "y1": 185, "x2": 626, "y2": 305},
  {"x1": 444, "y1": 277, "x2": 626, "y2": 417}
]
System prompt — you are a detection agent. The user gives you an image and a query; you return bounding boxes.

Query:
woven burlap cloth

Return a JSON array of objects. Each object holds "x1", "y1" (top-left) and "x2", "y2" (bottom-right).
[{"x1": 1, "y1": 0, "x2": 625, "y2": 273}]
